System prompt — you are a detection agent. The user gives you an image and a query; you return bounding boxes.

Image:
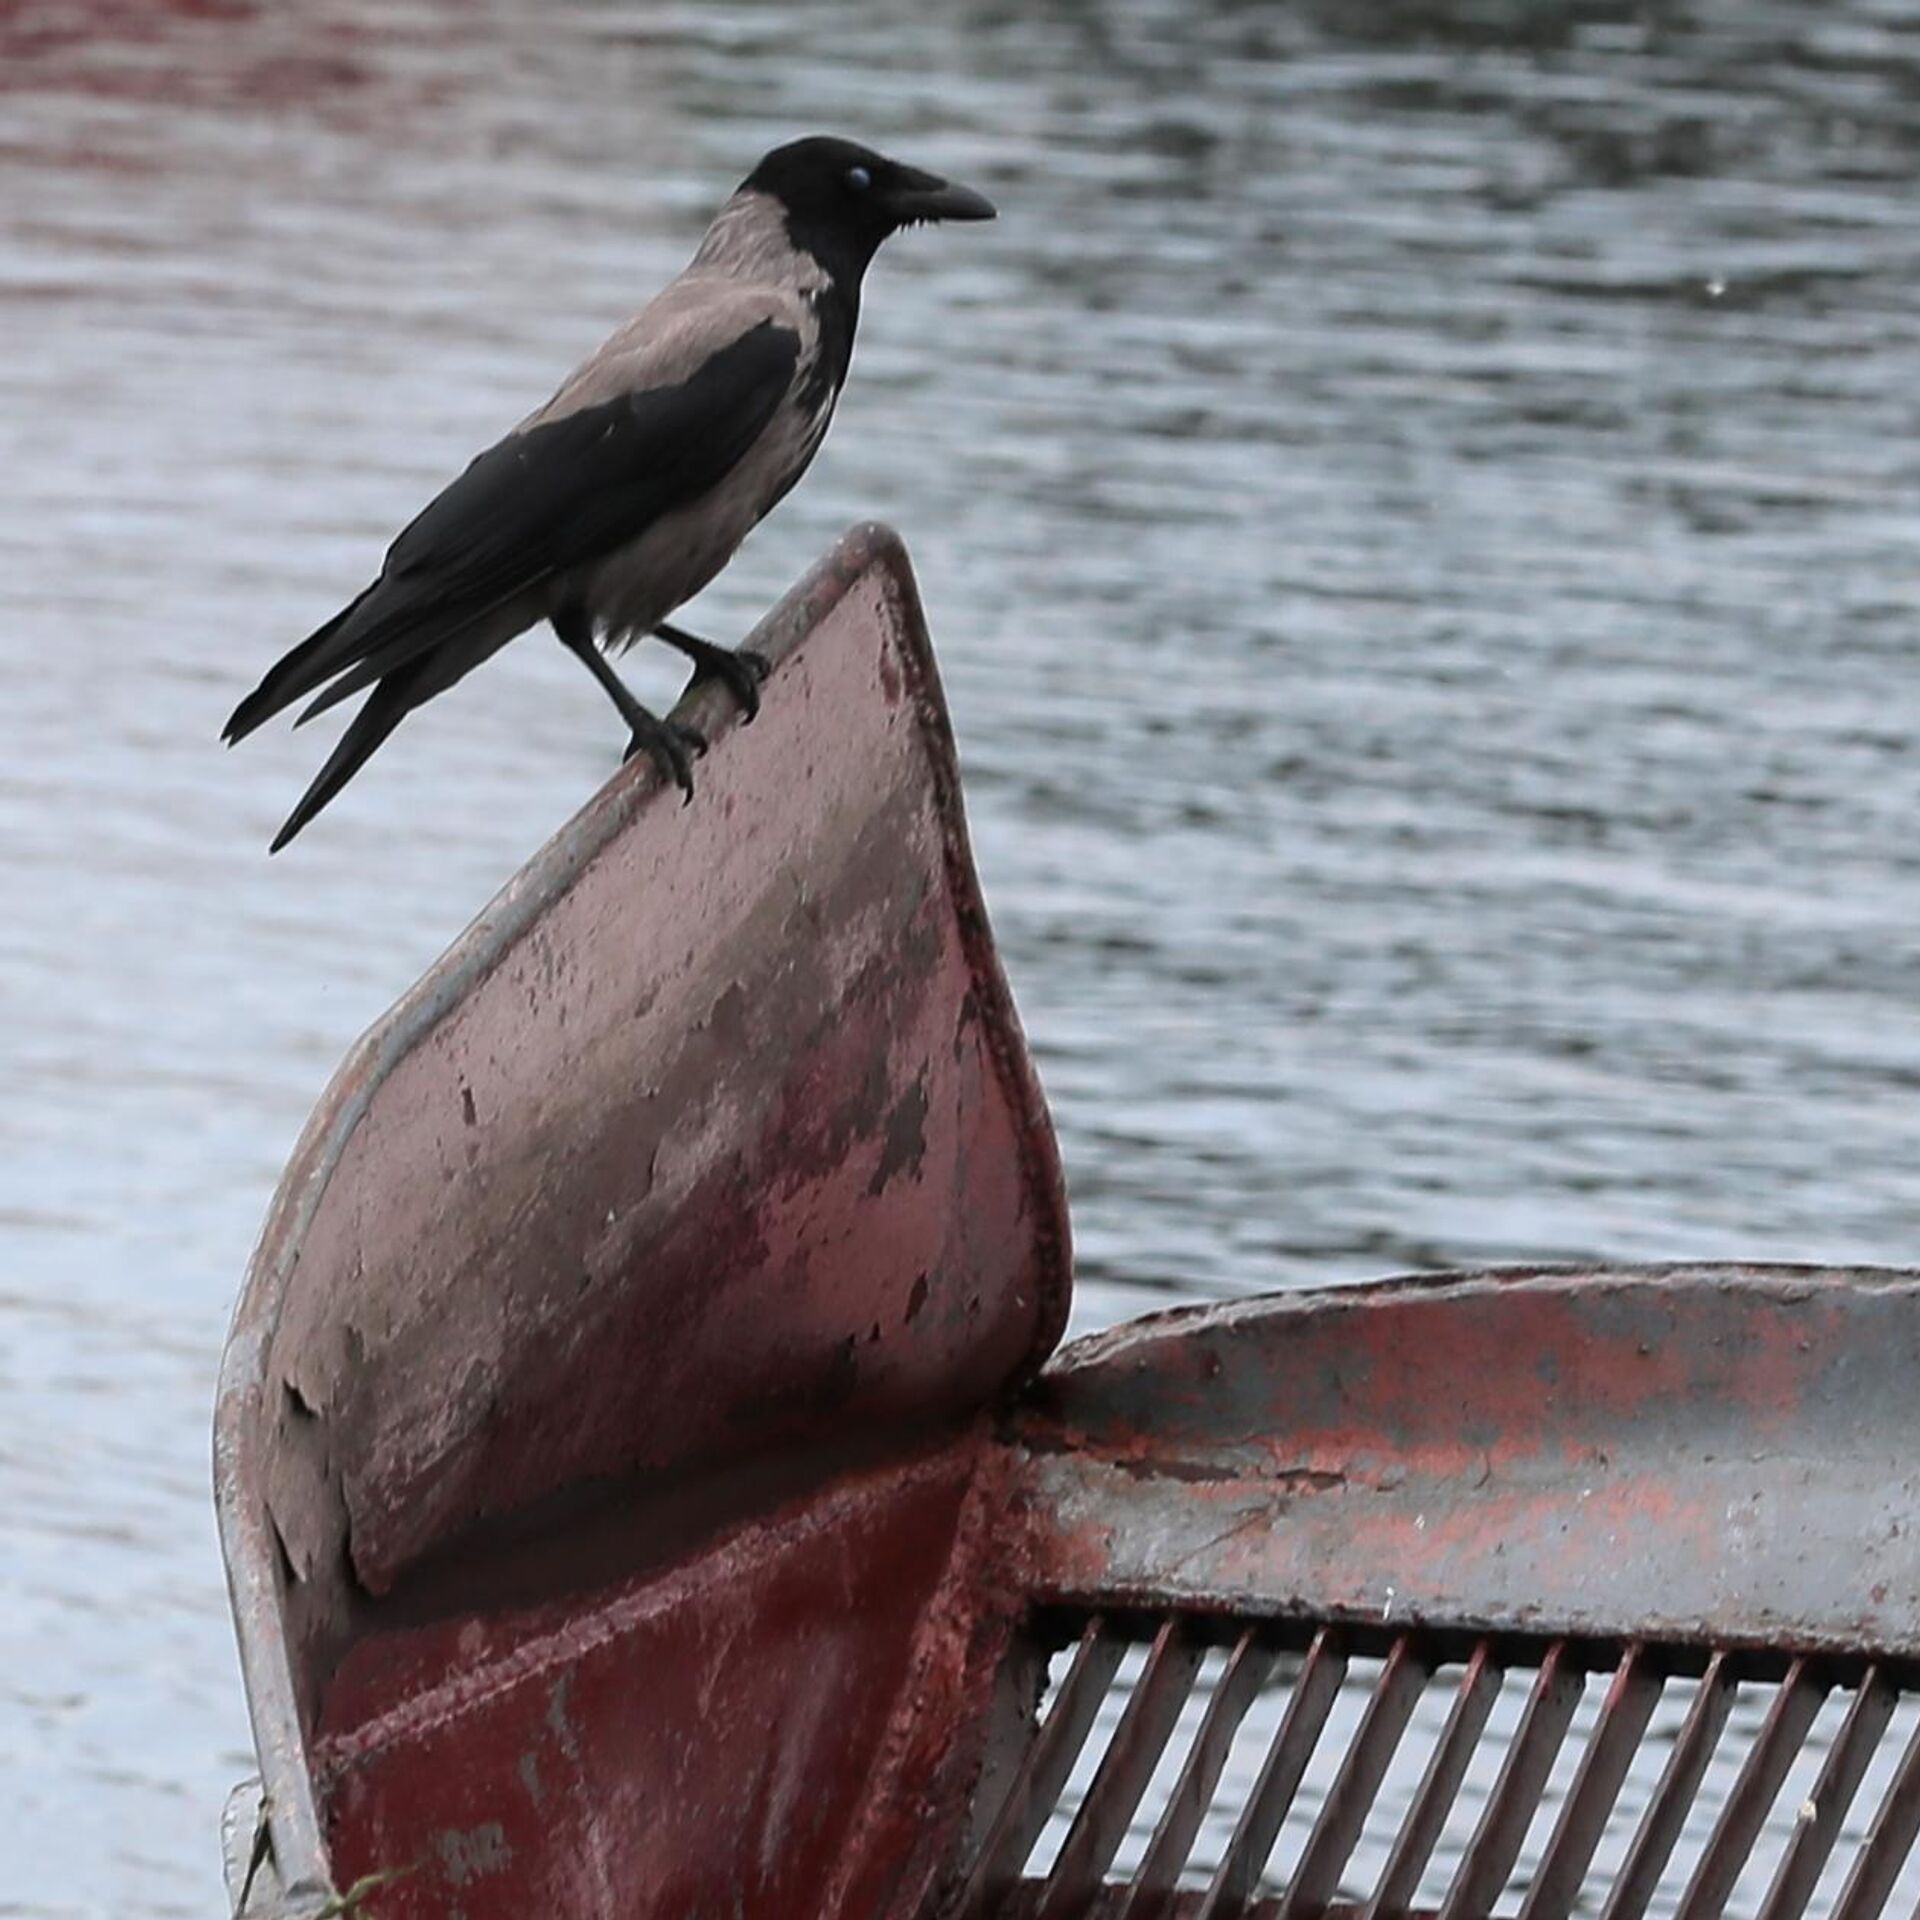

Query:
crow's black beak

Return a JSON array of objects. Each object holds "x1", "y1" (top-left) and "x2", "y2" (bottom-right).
[{"x1": 886, "y1": 167, "x2": 997, "y2": 225}]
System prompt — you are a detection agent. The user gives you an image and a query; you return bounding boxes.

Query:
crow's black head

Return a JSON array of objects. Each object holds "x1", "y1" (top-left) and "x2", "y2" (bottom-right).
[{"x1": 744, "y1": 136, "x2": 995, "y2": 281}]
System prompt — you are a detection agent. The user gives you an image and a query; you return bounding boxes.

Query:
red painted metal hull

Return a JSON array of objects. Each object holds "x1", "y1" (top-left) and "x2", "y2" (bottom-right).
[
  {"x1": 217, "y1": 525, "x2": 1070, "y2": 1916},
  {"x1": 218, "y1": 529, "x2": 1920, "y2": 1919},
  {"x1": 320, "y1": 1449, "x2": 1005, "y2": 1920}
]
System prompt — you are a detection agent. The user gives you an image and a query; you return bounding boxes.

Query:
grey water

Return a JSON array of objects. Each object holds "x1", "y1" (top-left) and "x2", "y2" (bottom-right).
[{"x1": 5, "y1": 0, "x2": 1920, "y2": 1911}]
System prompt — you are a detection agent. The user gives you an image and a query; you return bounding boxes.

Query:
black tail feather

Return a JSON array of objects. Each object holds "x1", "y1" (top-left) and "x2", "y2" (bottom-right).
[
  {"x1": 223, "y1": 585, "x2": 377, "y2": 745},
  {"x1": 267, "y1": 667, "x2": 423, "y2": 853},
  {"x1": 290, "y1": 594, "x2": 505, "y2": 730}
]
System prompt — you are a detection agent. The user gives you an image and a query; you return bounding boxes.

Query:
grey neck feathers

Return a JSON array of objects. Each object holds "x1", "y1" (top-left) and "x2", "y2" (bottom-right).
[{"x1": 690, "y1": 190, "x2": 830, "y2": 293}]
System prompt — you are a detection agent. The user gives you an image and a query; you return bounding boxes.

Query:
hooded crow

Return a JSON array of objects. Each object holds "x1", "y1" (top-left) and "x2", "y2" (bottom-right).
[{"x1": 224, "y1": 135, "x2": 994, "y2": 851}]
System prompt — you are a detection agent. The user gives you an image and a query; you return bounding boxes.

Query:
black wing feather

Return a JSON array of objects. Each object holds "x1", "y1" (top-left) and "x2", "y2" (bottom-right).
[{"x1": 225, "y1": 320, "x2": 800, "y2": 743}]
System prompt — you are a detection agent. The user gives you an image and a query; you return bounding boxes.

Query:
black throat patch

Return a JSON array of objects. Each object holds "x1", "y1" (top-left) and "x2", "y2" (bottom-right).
[{"x1": 795, "y1": 269, "x2": 859, "y2": 418}]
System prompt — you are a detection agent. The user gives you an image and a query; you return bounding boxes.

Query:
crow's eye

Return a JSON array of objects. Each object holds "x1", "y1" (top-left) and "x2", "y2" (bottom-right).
[{"x1": 846, "y1": 165, "x2": 872, "y2": 192}]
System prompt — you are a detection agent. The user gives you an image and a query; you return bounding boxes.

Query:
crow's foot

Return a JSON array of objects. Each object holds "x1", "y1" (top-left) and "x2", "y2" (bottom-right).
[
  {"x1": 624, "y1": 714, "x2": 707, "y2": 802},
  {"x1": 655, "y1": 624, "x2": 771, "y2": 721}
]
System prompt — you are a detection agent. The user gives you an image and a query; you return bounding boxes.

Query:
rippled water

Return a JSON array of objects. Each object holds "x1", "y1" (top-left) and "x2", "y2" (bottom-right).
[{"x1": 7, "y1": 0, "x2": 1920, "y2": 1910}]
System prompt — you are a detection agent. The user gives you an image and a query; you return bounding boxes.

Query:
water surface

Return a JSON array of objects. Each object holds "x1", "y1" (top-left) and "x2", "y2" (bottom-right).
[{"x1": 6, "y1": 1, "x2": 1920, "y2": 1910}]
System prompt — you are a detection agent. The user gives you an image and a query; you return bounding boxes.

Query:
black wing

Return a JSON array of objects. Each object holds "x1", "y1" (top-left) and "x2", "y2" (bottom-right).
[{"x1": 224, "y1": 319, "x2": 800, "y2": 743}]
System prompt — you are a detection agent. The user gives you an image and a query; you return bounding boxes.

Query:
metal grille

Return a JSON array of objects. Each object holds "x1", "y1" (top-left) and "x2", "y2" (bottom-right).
[{"x1": 952, "y1": 1612, "x2": 1920, "y2": 1920}]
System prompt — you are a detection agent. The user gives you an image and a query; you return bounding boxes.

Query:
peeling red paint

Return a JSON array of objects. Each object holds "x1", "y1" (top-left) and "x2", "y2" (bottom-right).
[
  {"x1": 214, "y1": 528, "x2": 1070, "y2": 1914},
  {"x1": 214, "y1": 539, "x2": 1920, "y2": 1920},
  {"x1": 1013, "y1": 1266, "x2": 1920, "y2": 1659}
]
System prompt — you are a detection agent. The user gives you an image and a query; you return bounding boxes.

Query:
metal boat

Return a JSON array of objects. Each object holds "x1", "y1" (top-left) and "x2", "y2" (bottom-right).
[{"x1": 217, "y1": 526, "x2": 1920, "y2": 1919}]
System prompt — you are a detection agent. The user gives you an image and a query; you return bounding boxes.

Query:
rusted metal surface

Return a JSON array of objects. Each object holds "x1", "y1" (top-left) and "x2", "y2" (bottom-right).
[
  {"x1": 1011, "y1": 1265, "x2": 1920, "y2": 1656},
  {"x1": 214, "y1": 542, "x2": 1920, "y2": 1920},
  {"x1": 961, "y1": 1617, "x2": 1131, "y2": 1913},
  {"x1": 1676, "y1": 1657, "x2": 1823, "y2": 1920},
  {"x1": 1197, "y1": 1628, "x2": 1349, "y2": 1920},
  {"x1": 950, "y1": 1264, "x2": 1920, "y2": 1917},
  {"x1": 318, "y1": 1447, "x2": 1004, "y2": 1919},
  {"x1": 1121, "y1": 1629, "x2": 1277, "y2": 1918},
  {"x1": 958, "y1": 1615, "x2": 1920, "y2": 1920},
  {"x1": 1831, "y1": 1715, "x2": 1920, "y2": 1920},
  {"x1": 214, "y1": 522, "x2": 1069, "y2": 1910},
  {"x1": 1518, "y1": 1644, "x2": 1661, "y2": 1919},
  {"x1": 1602, "y1": 1650, "x2": 1739, "y2": 1920},
  {"x1": 1038, "y1": 1620, "x2": 1206, "y2": 1916},
  {"x1": 1281, "y1": 1634, "x2": 1428, "y2": 1917},
  {"x1": 1440, "y1": 1641, "x2": 1580, "y2": 1920},
  {"x1": 1362, "y1": 1642, "x2": 1503, "y2": 1920},
  {"x1": 1759, "y1": 1669, "x2": 1897, "y2": 1920}
]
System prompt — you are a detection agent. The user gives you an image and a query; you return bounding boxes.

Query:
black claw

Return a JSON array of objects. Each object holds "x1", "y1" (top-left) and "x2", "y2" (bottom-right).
[
  {"x1": 655, "y1": 626, "x2": 772, "y2": 722},
  {"x1": 624, "y1": 714, "x2": 697, "y2": 801},
  {"x1": 692, "y1": 648, "x2": 765, "y2": 721}
]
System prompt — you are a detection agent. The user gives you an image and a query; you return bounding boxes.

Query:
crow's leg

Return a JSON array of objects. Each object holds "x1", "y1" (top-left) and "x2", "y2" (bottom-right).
[
  {"x1": 654, "y1": 622, "x2": 770, "y2": 721},
  {"x1": 553, "y1": 607, "x2": 704, "y2": 803}
]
